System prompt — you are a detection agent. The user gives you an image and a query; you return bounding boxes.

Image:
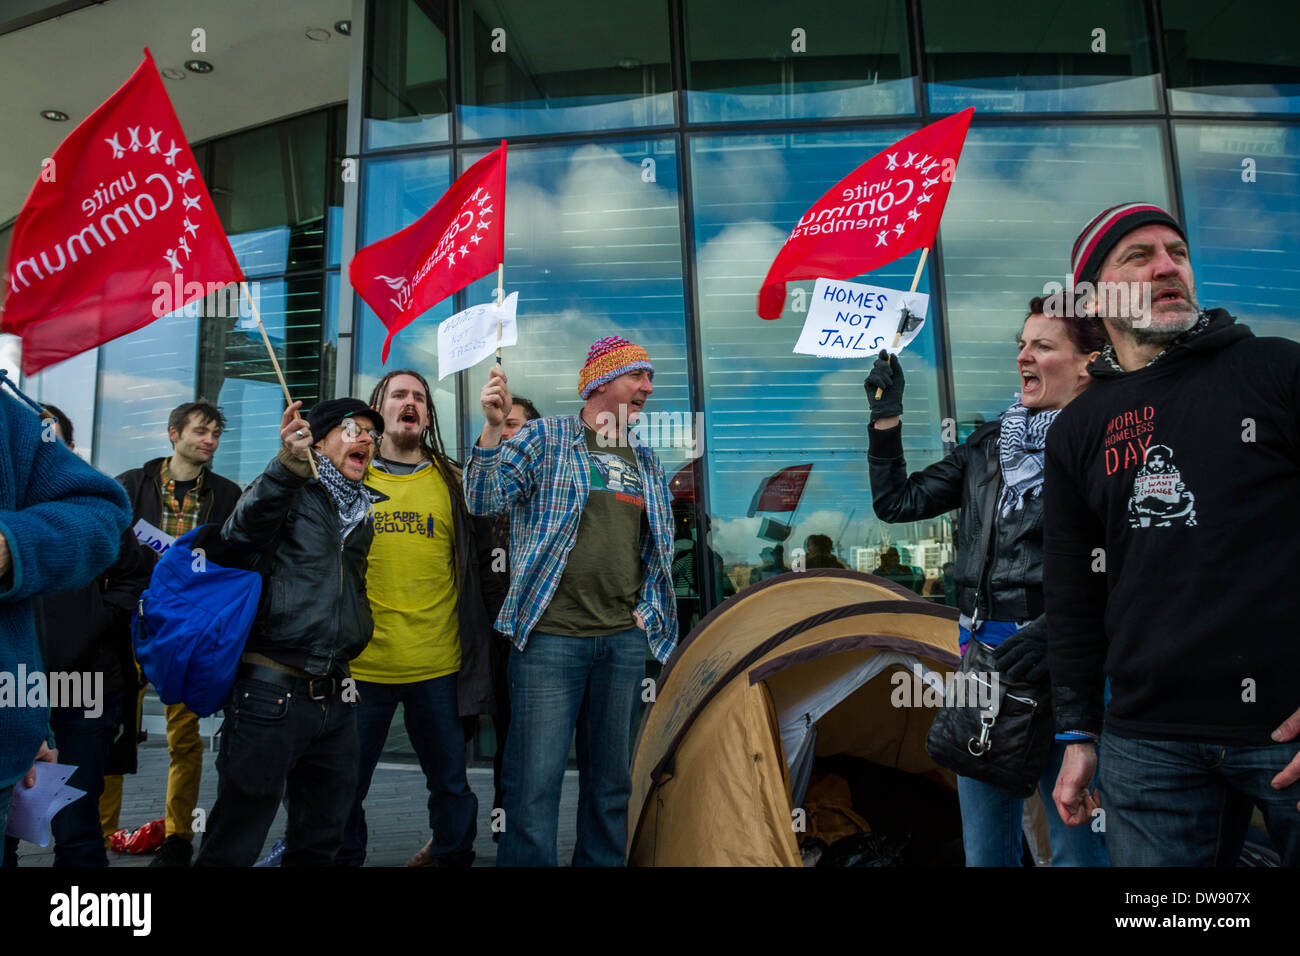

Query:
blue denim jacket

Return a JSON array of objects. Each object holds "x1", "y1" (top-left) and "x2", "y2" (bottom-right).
[{"x1": 463, "y1": 415, "x2": 678, "y2": 663}]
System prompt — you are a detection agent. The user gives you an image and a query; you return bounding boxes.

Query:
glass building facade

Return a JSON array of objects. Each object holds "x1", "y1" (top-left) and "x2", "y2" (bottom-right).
[{"x1": 23, "y1": 1, "x2": 1300, "y2": 712}]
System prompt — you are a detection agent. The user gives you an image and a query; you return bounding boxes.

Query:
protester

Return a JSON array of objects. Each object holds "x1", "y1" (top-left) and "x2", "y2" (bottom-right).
[
  {"x1": 1047, "y1": 202, "x2": 1300, "y2": 864},
  {"x1": 483, "y1": 394, "x2": 541, "y2": 835},
  {"x1": 866, "y1": 297, "x2": 1109, "y2": 866},
  {"x1": 193, "y1": 398, "x2": 384, "y2": 867},
  {"x1": 337, "y1": 369, "x2": 496, "y2": 868},
  {"x1": 803, "y1": 533, "x2": 846, "y2": 569},
  {"x1": 465, "y1": 336, "x2": 677, "y2": 866},
  {"x1": 0, "y1": 385, "x2": 131, "y2": 839},
  {"x1": 2, "y1": 408, "x2": 149, "y2": 867},
  {"x1": 102, "y1": 400, "x2": 240, "y2": 867}
]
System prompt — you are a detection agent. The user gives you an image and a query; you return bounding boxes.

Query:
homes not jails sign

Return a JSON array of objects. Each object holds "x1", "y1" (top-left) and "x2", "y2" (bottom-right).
[
  {"x1": 793, "y1": 279, "x2": 929, "y2": 359},
  {"x1": 436, "y1": 292, "x2": 519, "y2": 380}
]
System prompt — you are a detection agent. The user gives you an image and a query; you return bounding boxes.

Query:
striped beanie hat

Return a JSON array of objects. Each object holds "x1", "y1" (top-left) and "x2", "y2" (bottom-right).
[
  {"x1": 578, "y1": 335, "x2": 654, "y2": 398},
  {"x1": 1071, "y1": 202, "x2": 1186, "y2": 287}
]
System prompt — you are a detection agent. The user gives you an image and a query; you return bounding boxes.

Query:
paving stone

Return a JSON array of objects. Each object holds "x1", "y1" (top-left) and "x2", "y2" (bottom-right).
[{"x1": 13, "y1": 738, "x2": 581, "y2": 867}]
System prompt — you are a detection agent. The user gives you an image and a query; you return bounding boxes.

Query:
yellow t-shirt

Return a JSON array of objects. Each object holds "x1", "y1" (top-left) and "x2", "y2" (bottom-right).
[{"x1": 352, "y1": 463, "x2": 461, "y2": 683}]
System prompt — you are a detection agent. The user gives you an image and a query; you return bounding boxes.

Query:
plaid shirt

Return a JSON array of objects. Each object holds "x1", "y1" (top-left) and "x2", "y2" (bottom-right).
[
  {"x1": 463, "y1": 414, "x2": 678, "y2": 662},
  {"x1": 158, "y1": 458, "x2": 204, "y2": 539}
]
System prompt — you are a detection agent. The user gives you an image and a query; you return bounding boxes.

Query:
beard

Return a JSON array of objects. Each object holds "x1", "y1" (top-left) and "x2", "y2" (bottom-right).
[
  {"x1": 387, "y1": 427, "x2": 423, "y2": 454},
  {"x1": 1104, "y1": 278, "x2": 1200, "y2": 347}
]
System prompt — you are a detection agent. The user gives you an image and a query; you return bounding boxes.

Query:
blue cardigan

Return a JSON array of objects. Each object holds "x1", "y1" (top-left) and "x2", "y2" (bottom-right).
[{"x1": 0, "y1": 391, "x2": 131, "y2": 789}]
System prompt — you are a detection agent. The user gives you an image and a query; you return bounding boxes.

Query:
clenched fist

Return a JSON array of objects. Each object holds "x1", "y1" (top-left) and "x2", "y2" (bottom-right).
[
  {"x1": 481, "y1": 367, "x2": 512, "y2": 428},
  {"x1": 280, "y1": 400, "x2": 313, "y2": 461}
]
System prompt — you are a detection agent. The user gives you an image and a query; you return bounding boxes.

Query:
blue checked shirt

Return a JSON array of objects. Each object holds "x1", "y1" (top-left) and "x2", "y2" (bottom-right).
[{"x1": 463, "y1": 414, "x2": 678, "y2": 663}]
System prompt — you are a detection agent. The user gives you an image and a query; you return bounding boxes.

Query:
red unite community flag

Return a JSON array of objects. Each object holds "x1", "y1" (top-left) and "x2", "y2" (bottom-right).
[
  {"x1": 757, "y1": 107, "x2": 974, "y2": 320},
  {"x1": 1, "y1": 49, "x2": 242, "y2": 376},
  {"x1": 350, "y1": 143, "x2": 507, "y2": 363},
  {"x1": 747, "y1": 464, "x2": 814, "y2": 517}
]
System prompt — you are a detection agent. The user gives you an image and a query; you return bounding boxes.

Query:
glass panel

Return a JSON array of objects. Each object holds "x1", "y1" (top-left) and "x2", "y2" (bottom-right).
[
  {"x1": 353, "y1": 151, "x2": 457, "y2": 423},
  {"x1": 24, "y1": 351, "x2": 97, "y2": 462},
  {"x1": 1164, "y1": 0, "x2": 1300, "y2": 114},
  {"x1": 195, "y1": 279, "x2": 323, "y2": 487},
  {"x1": 365, "y1": 0, "x2": 451, "y2": 149},
  {"x1": 457, "y1": 137, "x2": 689, "y2": 442},
  {"x1": 690, "y1": 130, "x2": 948, "y2": 600},
  {"x1": 323, "y1": 270, "x2": 340, "y2": 399},
  {"x1": 922, "y1": 0, "x2": 1159, "y2": 113},
  {"x1": 941, "y1": 124, "x2": 1171, "y2": 427},
  {"x1": 458, "y1": 0, "x2": 674, "y2": 140},
  {"x1": 93, "y1": 311, "x2": 198, "y2": 480},
  {"x1": 328, "y1": 107, "x2": 347, "y2": 269},
  {"x1": 360, "y1": 151, "x2": 452, "y2": 246},
  {"x1": 685, "y1": 0, "x2": 915, "y2": 122},
  {"x1": 209, "y1": 112, "x2": 328, "y2": 277},
  {"x1": 1175, "y1": 123, "x2": 1300, "y2": 341}
]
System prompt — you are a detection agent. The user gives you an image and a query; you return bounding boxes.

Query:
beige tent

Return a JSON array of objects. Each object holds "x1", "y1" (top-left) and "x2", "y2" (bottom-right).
[{"x1": 628, "y1": 569, "x2": 962, "y2": 866}]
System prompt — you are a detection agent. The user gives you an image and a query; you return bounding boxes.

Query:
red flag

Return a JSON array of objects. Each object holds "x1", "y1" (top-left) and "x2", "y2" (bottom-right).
[
  {"x1": 350, "y1": 143, "x2": 507, "y2": 363},
  {"x1": 757, "y1": 107, "x2": 974, "y2": 319},
  {"x1": 747, "y1": 464, "x2": 813, "y2": 517},
  {"x1": 669, "y1": 459, "x2": 698, "y2": 501},
  {"x1": 1, "y1": 50, "x2": 243, "y2": 376}
]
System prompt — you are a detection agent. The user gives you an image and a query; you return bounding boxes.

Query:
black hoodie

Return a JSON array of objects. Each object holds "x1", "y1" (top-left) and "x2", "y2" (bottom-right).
[{"x1": 1044, "y1": 309, "x2": 1300, "y2": 743}]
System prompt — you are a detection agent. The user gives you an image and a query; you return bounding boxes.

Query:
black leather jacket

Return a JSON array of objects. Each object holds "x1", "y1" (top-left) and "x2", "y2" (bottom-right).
[
  {"x1": 221, "y1": 451, "x2": 384, "y2": 676},
  {"x1": 868, "y1": 421, "x2": 1042, "y2": 623}
]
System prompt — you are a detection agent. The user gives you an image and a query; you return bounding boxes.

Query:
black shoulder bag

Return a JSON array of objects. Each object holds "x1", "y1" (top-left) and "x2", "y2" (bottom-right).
[{"x1": 924, "y1": 458, "x2": 1054, "y2": 798}]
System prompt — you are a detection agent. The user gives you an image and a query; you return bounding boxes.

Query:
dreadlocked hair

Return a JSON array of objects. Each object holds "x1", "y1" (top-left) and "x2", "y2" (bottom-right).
[{"x1": 368, "y1": 368, "x2": 466, "y2": 512}]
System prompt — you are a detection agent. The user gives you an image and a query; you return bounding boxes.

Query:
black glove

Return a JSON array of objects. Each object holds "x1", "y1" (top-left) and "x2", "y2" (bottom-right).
[
  {"x1": 864, "y1": 350, "x2": 905, "y2": 423},
  {"x1": 992, "y1": 617, "x2": 1048, "y2": 685}
]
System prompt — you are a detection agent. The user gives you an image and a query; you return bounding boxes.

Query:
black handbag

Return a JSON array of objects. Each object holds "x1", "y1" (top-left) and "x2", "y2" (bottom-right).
[
  {"x1": 923, "y1": 455, "x2": 1054, "y2": 797},
  {"x1": 924, "y1": 637, "x2": 1054, "y2": 797}
]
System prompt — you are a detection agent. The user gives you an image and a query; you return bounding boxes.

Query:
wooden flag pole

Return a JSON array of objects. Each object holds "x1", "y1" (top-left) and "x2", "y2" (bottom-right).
[
  {"x1": 494, "y1": 262, "x2": 505, "y2": 366},
  {"x1": 874, "y1": 247, "x2": 930, "y2": 399},
  {"x1": 240, "y1": 280, "x2": 319, "y2": 478}
]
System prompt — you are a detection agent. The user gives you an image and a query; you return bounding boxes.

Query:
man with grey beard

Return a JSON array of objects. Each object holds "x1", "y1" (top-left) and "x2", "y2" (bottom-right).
[{"x1": 1043, "y1": 202, "x2": 1300, "y2": 865}]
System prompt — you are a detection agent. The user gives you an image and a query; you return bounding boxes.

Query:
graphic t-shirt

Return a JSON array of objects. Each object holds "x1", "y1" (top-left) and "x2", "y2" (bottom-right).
[
  {"x1": 535, "y1": 426, "x2": 647, "y2": 637},
  {"x1": 352, "y1": 463, "x2": 460, "y2": 683}
]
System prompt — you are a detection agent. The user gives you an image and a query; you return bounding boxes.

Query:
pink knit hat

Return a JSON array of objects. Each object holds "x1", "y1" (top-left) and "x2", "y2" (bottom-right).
[{"x1": 577, "y1": 335, "x2": 654, "y2": 398}]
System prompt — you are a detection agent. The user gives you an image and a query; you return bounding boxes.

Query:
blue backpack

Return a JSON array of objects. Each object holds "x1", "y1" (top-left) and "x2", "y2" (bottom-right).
[{"x1": 131, "y1": 524, "x2": 263, "y2": 717}]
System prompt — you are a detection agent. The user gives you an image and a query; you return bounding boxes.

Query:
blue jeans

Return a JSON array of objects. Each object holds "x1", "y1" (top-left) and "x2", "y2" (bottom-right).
[
  {"x1": 497, "y1": 628, "x2": 645, "y2": 867},
  {"x1": 957, "y1": 741, "x2": 1110, "y2": 866},
  {"x1": 338, "y1": 673, "x2": 476, "y2": 865},
  {"x1": 1099, "y1": 732, "x2": 1300, "y2": 866}
]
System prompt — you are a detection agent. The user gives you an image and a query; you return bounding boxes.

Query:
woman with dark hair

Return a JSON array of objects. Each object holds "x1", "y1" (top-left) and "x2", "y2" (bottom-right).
[{"x1": 865, "y1": 299, "x2": 1110, "y2": 867}]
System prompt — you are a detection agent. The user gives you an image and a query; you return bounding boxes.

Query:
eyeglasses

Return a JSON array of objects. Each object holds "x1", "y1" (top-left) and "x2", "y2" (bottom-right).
[{"x1": 340, "y1": 418, "x2": 380, "y2": 444}]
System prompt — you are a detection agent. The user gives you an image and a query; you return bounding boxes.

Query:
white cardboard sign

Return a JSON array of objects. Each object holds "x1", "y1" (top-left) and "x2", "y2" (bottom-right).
[
  {"x1": 437, "y1": 292, "x2": 519, "y2": 381},
  {"x1": 794, "y1": 278, "x2": 929, "y2": 359}
]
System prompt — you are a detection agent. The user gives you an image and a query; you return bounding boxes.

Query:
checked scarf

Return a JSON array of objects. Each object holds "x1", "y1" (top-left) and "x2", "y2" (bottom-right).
[
  {"x1": 315, "y1": 453, "x2": 379, "y2": 541},
  {"x1": 997, "y1": 402, "x2": 1060, "y2": 518}
]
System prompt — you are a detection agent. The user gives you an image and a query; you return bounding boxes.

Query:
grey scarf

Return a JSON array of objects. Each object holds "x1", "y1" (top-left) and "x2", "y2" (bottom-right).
[
  {"x1": 997, "y1": 402, "x2": 1059, "y2": 518},
  {"x1": 315, "y1": 454, "x2": 376, "y2": 541},
  {"x1": 1099, "y1": 310, "x2": 1211, "y2": 373}
]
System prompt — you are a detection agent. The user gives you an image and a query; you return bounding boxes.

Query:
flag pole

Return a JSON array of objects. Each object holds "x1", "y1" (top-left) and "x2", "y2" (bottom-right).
[
  {"x1": 240, "y1": 280, "x2": 319, "y2": 478},
  {"x1": 494, "y1": 262, "x2": 505, "y2": 366},
  {"x1": 874, "y1": 246, "x2": 930, "y2": 399}
]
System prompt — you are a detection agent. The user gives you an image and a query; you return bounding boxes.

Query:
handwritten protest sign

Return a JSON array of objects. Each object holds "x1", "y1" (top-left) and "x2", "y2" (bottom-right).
[
  {"x1": 437, "y1": 291, "x2": 519, "y2": 380},
  {"x1": 793, "y1": 278, "x2": 929, "y2": 359}
]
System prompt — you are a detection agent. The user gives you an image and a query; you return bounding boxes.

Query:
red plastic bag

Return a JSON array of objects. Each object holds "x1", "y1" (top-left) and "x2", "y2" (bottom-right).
[{"x1": 109, "y1": 818, "x2": 166, "y2": 854}]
